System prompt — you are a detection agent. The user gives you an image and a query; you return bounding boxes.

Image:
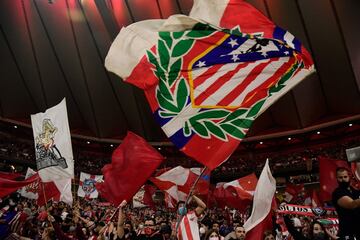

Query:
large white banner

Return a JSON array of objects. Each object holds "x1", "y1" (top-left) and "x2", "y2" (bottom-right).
[
  {"x1": 78, "y1": 172, "x2": 103, "y2": 199},
  {"x1": 31, "y1": 98, "x2": 74, "y2": 182},
  {"x1": 20, "y1": 168, "x2": 39, "y2": 199}
]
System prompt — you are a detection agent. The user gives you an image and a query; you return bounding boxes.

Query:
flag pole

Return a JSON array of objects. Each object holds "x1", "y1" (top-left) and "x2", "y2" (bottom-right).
[
  {"x1": 72, "y1": 177, "x2": 77, "y2": 202},
  {"x1": 41, "y1": 181, "x2": 48, "y2": 209},
  {"x1": 186, "y1": 167, "x2": 208, "y2": 204},
  {"x1": 175, "y1": 166, "x2": 208, "y2": 233},
  {"x1": 41, "y1": 180, "x2": 55, "y2": 228}
]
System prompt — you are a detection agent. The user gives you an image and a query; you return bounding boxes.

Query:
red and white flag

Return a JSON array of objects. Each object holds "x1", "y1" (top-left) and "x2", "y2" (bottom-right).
[
  {"x1": 78, "y1": 172, "x2": 103, "y2": 199},
  {"x1": 20, "y1": 168, "x2": 39, "y2": 200},
  {"x1": 105, "y1": 0, "x2": 314, "y2": 171},
  {"x1": 213, "y1": 173, "x2": 257, "y2": 210},
  {"x1": 243, "y1": 160, "x2": 276, "y2": 240},
  {"x1": 283, "y1": 183, "x2": 304, "y2": 203},
  {"x1": 0, "y1": 173, "x2": 39, "y2": 198},
  {"x1": 150, "y1": 166, "x2": 209, "y2": 203},
  {"x1": 177, "y1": 211, "x2": 201, "y2": 240},
  {"x1": 164, "y1": 192, "x2": 177, "y2": 209},
  {"x1": 133, "y1": 186, "x2": 147, "y2": 208}
]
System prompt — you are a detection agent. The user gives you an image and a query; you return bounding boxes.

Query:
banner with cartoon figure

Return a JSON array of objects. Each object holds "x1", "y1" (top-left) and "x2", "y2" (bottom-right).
[{"x1": 31, "y1": 98, "x2": 74, "y2": 182}]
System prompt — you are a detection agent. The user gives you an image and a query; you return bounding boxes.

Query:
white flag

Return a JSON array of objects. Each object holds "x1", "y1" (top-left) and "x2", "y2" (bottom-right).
[
  {"x1": 31, "y1": 98, "x2": 74, "y2": 182},
  {"x1": 55, "y1": 178, "x2": 73, "y2": 205},
  {"x1": 20, "y1": 168, "x2": 39, "y2": 199},
  {"x1": 77, "y1": 172, "x2": 103, "y2": 198}
]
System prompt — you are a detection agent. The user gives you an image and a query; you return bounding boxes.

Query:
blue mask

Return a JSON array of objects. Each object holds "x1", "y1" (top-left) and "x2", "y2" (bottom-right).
[{"x1": 178, "y1": 206, "x2": 187, "y2": 216}]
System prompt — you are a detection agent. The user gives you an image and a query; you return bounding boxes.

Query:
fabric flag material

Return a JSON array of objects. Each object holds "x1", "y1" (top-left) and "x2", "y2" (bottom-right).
[
  {"x1": 37, "y1": 178, "x2": 72, "y2": 206},
  {"x1": 0, "y1": 173, "x2": 39, "y2": 198},
  {"x1": 78, "y1": 172, "x2": 103, "y2": 199},
  {"x1": 164, "y1": 191, "x2": 177, "y2": 208},
  {"x1": 143, "y1": 184, "x2": 157, "y2": 208},
  {"x1": 150, "y1": 166, "x2": 210, "y2": 203},
  {"x1": 0, "y1": 172, "x2": 22, "y2": 180},
  {"x1": 243, "y1": 159, "x2": 276, "y2": 240},
  {"x1": 177, "y1": 211, "x2": 201, "y2": 240},
  {"x1": 133, "y1": 186, "x2": 147, "y2": 208},
  {"x1": 311, "y1": 190, "x2": 321, "y2": 208},
  {"x1": 20, "y1": 168, "x2": 39, "y2": 199},
  {"x1": 105, "y1": 1, "x2": 314, "y2": 170},
  {"x1": 96, "y1": 131, "x2": 164, "y2": 205},
  {"x1": 37, "y1": 181, "x2": 60, "y2": 206},
  {"x1": 318, "y1": 157, "x2": 349, "y2": 202},
  {"x1": 31, "y1": 98, "x2": 74, "y2": 182},
  {"x1": 283, "y1": 183, "x2": 304, "y2": 203},
  {"x1": 213, "y1": 173, "x2": 257, "y2": 211}
]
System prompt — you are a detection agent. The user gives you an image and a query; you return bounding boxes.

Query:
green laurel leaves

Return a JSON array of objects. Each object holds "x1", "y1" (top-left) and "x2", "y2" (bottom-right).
[
  {"x1": 146, "y1": 23, "x2": 273, "y2": 141},
  {"x1": 186, "y1": 107, "x2": 261, "y2": 141}
]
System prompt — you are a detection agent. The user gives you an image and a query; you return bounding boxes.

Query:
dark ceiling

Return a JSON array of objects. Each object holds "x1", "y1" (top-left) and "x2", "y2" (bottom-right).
[{"x1": 1, "y1": 0, "x2": 359, "y2": 143}]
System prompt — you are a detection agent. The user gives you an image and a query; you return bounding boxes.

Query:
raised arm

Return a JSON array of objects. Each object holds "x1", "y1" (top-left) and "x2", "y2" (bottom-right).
[
  {"x1": 116, "y1": 200, "x2": 127, "y2": 239},
  {"x1": 192, "y1": 195, "x2": 206, "y2": 216}
]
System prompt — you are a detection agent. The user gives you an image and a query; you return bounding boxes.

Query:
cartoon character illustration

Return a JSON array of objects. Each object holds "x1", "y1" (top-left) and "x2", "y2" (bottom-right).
[{"x1": 35, "y1": 119, "x2": 67, "y2": 170}]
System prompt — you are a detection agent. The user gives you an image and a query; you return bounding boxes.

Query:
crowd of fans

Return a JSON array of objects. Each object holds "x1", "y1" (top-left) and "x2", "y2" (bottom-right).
[
  {"x1": 0, "y1": 191, "x2": 342, "y2": 240},
  {"x1": 1, "y1": 123, "x2": 359, "y2": 239},
  {"x1": 1, "y1": 126, "x2": 359, "y2": 179}
]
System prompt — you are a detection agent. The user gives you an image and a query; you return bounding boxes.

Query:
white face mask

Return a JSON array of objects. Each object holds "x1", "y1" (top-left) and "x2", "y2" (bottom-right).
[
  {"x1": 209, "y1": 237, "x2": 218, "y2": 240},
  {"x1": 199, "y1": 227, "x2": 206, "y2": 234},
  {"x1": 9, "y1": 199, "x2": 15, "y2": 206}
]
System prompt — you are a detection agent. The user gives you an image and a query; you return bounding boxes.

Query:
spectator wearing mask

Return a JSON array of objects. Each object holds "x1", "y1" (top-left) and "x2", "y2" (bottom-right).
[
  {"x1": 284, "y1": 216, "x2": 335, "y2": 240},
  {"x1": 332, "y1": 167, "x2": 360, "y2": 239},
  {"x1": 205, "y1": 229, "x2": 221, "y2": 240},
  {"x1": 309, "y1": 221, "x2": 337, "y2": 240}
]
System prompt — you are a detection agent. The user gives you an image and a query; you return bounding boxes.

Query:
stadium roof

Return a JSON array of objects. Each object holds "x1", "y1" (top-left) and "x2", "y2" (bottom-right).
[{"x1": 1, "y1": 0, "x2": 359, "y2": 143}]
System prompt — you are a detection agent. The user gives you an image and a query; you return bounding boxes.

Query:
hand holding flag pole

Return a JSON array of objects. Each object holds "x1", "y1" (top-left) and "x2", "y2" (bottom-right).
[
  {"x1": 108, "y1": 200, "x2": 127, "y2": 222},
  {"x1": 186, "y1": 167, "x2": 208, "y2": 204},
  {"x1": 175, "y1": 166, "x2": 208, "y2": 233},
  {"x1": 99, "y1": 200, "x2": 127, "y2": 237}
]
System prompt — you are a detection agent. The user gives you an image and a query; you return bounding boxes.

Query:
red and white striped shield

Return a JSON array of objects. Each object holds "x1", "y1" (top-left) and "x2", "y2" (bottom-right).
[{"x1": 78, "y1": 172, "x2": 103, "y2": 199}]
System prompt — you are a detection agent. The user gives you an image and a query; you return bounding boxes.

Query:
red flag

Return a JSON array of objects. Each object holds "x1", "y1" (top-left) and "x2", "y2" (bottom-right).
[
  {"x1": 0, "y1": 173, "x2": 39, "y2": 198},
  {"x1": 143, "y1": 184, "x2": 157, "y2": 208},
  {"x1": 283, "y1": 183, "x2": 304, "y2": 203},
  {"x1": 311, "y1": 190, "x2": 321, "y2": 208},
  {"x1": 319, "y1": 157, "x2": 349, "y2": 202},
  {"x1": 37, "y1": 181, "x2": 61, "y2": 206},
  {"x1": 96, "y1": 131, "x2": 164, "y2": 205},
  {"x1": 213, "y1": 173, "x2": 257, "y2": 211},
  {"x1": 0, "y1": 172, "x2": 22, "y2": 180}
]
